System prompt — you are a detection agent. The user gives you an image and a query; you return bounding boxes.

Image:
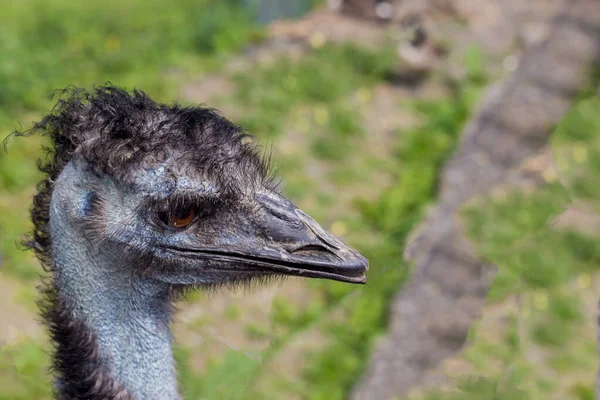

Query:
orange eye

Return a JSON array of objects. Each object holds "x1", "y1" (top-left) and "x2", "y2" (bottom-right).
[
  {"x1": 156, "y1": 204, "x2": 199, "y2": 229},
  {"x1": 169, "y1": 207, "x2": 197, "y2": 228}
]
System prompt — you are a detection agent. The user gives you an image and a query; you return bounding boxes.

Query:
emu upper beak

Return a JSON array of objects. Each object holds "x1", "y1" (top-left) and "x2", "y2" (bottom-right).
[
  {"x1": 165, "y1": 192, "x2": 368, "y2": 284},
  {"x1": 238, "y1": 192, "x2": 369, "y2": 284}
]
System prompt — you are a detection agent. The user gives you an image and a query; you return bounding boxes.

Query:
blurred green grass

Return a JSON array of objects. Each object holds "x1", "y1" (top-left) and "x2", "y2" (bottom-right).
[
  {"x1": 0, "y1": 0, "x2": 263, "y2": 114},
  {"x1": 0, "y1": 1, "x2": 599, "y2": 400},
  {"x1": 416, "y1": 86, "x2": 600, "y2": 400}
]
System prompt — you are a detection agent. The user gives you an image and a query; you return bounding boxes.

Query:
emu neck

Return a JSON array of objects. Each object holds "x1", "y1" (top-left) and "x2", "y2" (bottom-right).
[
  {"x1": 52, "y1": 238, "x2": 178, "y2": 399},
  {"x1": 49, "y1": 166, "x2": 180, "y2": 400}
]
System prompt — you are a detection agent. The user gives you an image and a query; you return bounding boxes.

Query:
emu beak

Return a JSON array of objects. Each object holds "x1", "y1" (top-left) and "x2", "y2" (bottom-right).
[
  {"x1": 165, "y1": 192, "x2": 368, "y2": 284},
  {"x1": 243, "y1": 192, "x2": 369, "y2": 284}
]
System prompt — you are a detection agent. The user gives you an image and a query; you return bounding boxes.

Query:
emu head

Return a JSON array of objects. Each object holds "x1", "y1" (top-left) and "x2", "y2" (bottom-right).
[{"x1": 30, "y1": 86, "x2": 367, "y2": 290}]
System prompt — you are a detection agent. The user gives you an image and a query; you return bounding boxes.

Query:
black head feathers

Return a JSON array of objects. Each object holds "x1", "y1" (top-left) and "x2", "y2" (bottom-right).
[{"x1": 8, "y1": 85, "x2": 275, "y2": 272}]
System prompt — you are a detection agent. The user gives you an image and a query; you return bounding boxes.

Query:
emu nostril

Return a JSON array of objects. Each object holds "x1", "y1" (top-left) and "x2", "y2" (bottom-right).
[{"x1": 289, "y1": 243, "x2": 332, "y2": 254}]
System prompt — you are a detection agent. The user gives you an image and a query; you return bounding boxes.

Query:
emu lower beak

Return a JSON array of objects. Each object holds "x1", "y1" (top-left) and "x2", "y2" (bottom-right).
[{"x1": 167, "y1": 192, "x2": 368, "y2": 284}]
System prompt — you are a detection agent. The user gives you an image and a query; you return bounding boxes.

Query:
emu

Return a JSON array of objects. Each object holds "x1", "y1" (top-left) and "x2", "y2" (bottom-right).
[{"x1": 13, "y1": 86, "x2": 368, "y2": 399}]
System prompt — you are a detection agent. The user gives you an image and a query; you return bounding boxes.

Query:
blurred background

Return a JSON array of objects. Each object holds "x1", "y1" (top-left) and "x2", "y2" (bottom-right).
[{"x1": 0, "y1": 0, "x2": 599, "y2": 399}]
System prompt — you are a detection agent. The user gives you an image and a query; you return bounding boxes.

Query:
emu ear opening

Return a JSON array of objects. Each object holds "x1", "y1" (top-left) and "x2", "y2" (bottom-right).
[{"x1": 79, "y1": 190, "x2": 99, "y2": 217}]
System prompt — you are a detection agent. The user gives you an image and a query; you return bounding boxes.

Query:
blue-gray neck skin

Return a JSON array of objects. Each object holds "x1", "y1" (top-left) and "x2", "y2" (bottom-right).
[{"x1": 50, "y1": 163, "x2": 180, "y2": 400}]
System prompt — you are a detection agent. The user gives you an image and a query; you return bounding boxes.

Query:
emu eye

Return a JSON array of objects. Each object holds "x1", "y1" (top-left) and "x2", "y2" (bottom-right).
[{"x1": 156, "y1": 205, "x2": 198, "y2": 229}]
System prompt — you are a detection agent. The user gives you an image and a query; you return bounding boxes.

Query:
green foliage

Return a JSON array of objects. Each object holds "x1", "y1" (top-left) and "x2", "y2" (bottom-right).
[
  {"x1": 463, "y1": 92, "x2": 600, "y2": 302},
  {"x1": 297, "y1": 71, "x2": 487, "y2": 399},
  {"x1": 551, "y1": 95, "x2": 600, "y2": 211},
  {"x1": 427, "y1": 88, "x2": 600, "y2": 399},
  {"x1": 0, "y1": 136, "x2": 44, "y2": 191},
  {"x1": 311, "y1": 103, "x2": 364, "y2": 161},
  {"x1": 0, "y1": 340, "x2": 52, "y2": 400},
  {"x1": 422, "y1": 376, "x2": 530, "y2": 400},
  {"x1": 192, "y1": 1, "x2": 264, "y2": 54},
  {"x1": 234, "y1": 43, "x2": 397, "y2": 137},
  {"x1": 462, "y1": 185, "x2": 592, "y2": 300},
  {"x1": 0, "y1": 0, "x2": 263, "y2": 116},
  {"x1": 271, "y1": 297, "x2": 326, "y2": 332},
  {"x1": 462, "y1": 46, "x2": 486, "y2": 85},
  {"x1": 244, "y1": 323, "x2": 271, "y2": 340},
  {"x1": 571, "y1": 383, "x2": 595, "y2": 400},
  {"x1": 359, "y1": 92, "x2": 471, "y2": 233},
  {"x1": 175, "y1": 346, "x2": 261, "y2": 400},
  {"x1": 225, "y1": 304, "x2": 241, "y2": 320}
]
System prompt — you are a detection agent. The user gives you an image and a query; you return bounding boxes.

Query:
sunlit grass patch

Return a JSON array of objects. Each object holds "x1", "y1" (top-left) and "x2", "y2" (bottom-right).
[
  {"x1": 551, "y1": 94, "x2": 600, "y2": 212},
  {"x1": 419, "y1": 87, "x2": 600, "y2": 400},
  {"x1": 421, "y1": 375, "x2": 529, "y2": 400},
  {"x1": 0, "y1": 0, "x2": 264, "y2": 117},
  {"x1": 311, "y1": 103, "x2": 364, "y2": 161},
  {"x1": 233, "y1": 43, "x2": 397, "y2": 138},
  {"x1": 175, "y1": 345, "x2": 261, "y2": 400}
]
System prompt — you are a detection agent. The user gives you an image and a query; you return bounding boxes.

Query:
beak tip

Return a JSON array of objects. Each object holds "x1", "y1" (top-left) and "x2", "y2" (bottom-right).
[
  {"x1": 355, "y1": 251, "x2": 369, "y2": 271},
  {"x1": 359, "y1": 259, "x2": 369, "y2": 283},
  {"x1": 344, "y1": 253, "x2": 368, "y2": 284},
  {"x1": 361, "y1": 256, "x2": 370, "y2": 271},
  {"x1": 356, "y1": 252, "x2": 369, "y2": 283}
]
